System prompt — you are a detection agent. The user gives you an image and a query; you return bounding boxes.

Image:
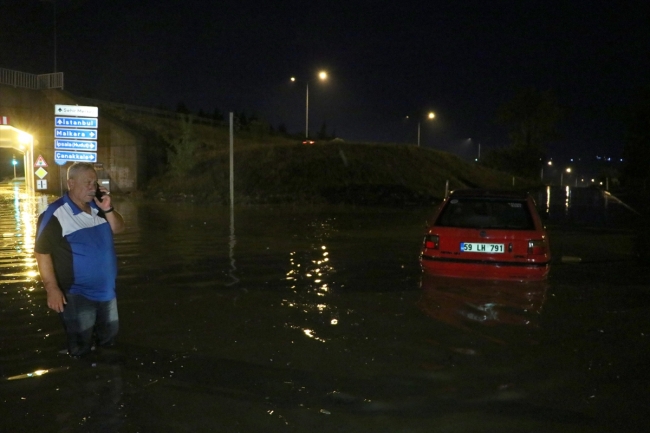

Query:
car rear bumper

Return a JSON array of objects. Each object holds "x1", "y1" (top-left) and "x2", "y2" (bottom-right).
[{"x1": 420, "y1": 255, "x2": 550, "y2": 281}]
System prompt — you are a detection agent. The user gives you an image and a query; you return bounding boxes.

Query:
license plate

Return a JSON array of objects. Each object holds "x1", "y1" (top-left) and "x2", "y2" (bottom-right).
[{"x1": 460, "y1": 242, "x2": 504, "y2": 253}]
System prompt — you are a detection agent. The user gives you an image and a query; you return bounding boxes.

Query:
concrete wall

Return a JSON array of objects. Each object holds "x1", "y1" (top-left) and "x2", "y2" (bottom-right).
[{"x1": 0, "y1": 84, "x2": 143, "y2": 193}]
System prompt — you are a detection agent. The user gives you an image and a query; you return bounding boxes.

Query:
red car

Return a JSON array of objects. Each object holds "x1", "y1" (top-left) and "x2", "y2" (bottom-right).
[{"x1": 420, "y1": 189, "x2": 551, "y2": 281}]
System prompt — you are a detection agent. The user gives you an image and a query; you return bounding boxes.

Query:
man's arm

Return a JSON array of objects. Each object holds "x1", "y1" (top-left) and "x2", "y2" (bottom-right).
[
  {"x1": 103, "y1": 209, "x2": 125, "y2": 234},
  {"x1": 94, "y1": 192, "x2": 125, "y2": 234},
  {"x1": 35, "y1": 252, "x2": 66, "y2": 313}
]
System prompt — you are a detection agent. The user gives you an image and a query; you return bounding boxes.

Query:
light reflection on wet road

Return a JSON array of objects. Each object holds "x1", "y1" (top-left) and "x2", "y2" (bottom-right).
[{"x1": 1, "y1": 181, "x2": 649, "y2": 432}]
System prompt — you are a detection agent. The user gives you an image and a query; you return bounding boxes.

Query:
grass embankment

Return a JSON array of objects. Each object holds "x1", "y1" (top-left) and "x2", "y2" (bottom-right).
[{"x1": 108, "y1": 109, "x2": 537, "y2": 205}]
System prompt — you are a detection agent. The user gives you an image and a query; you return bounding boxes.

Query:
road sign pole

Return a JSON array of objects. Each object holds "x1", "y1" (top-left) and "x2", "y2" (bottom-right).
[{"x1": 229, "y1": 112, "x2": 234, "y2": 208}]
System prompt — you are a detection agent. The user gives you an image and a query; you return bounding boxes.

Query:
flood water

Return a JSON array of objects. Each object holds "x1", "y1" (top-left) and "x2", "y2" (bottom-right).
[{"x1": 1, "y1": 181, "x2": 649, "y2": 433}]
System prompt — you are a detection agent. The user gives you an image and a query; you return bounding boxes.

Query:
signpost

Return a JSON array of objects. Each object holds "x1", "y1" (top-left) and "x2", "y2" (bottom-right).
[
  {"x1": 53, "y1": 105, "x2": 98, "y2": 166},
  {"x1": 54, "y1": 105, "x2": 98, "y2": 117},
  {"x1": 55, "y1": 117, "x2": 98, "y2": 128},
  {"x1": 54, "y1": 128, "x2": 97, "y2": 140},
  {"x1": 35, "y1": 155, "x2": 48, "y2": 167},
  {"x1": 34, "y1": 156, "x2": 48, "y2": 190},
  {"x1": 55, "y1": 139, "x2": 97, "y2": 151},
  {"x1": 55, "y1": 150, "x2": 98, "y2": 163}
]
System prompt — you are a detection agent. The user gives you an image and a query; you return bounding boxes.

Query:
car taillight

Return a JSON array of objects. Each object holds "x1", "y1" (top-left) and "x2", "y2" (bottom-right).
[
  {"x1": 424, "y1": 234, "x2": 439, "y2": 250},
  {"x1": 528, "y1": 239, "x2": 548, "y2": 255}
]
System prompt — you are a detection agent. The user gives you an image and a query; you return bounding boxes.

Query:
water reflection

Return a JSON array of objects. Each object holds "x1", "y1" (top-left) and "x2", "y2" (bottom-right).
[
  {"x1": 417, "y1": 271, "x2": 548, "y2": 342},
  {"x1": 5, "y1": 366, "x2": 70, "y2": 381},
  {"x1": 1, "y1": 185, "x2": 646, "y2": 432},
  {"x1": 534, "y1": 186, "x2": 638, "y2": 227},
  {"x1": 0, "y1": 182, "x2": 45, "y2": 359},
  {"x1": 282, "y1": 217, "x2": 339, "y2": 343},
  {"x1": 0, "y1": 183, "x2": 39, "y2": 285},
  {"x1": 1, "y1": 181, "x2": 129, "y2": 432},
  {"x1": 227, "y1": 205, "x2": 239, "y2": 286}
]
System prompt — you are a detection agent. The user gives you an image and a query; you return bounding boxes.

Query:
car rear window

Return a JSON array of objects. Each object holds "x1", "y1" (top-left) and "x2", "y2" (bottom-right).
[{"x1": 435, "y1": 197, "x2": 535, "y2": 229}]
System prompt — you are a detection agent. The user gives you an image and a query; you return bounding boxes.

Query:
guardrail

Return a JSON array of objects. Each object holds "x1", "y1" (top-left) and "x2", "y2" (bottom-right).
[{"x1": 0, "y1": 68, "x2": 64, "y2": 89}]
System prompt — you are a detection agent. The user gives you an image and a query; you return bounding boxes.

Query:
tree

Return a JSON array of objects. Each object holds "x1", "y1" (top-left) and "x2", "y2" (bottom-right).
[
  {"x1": 166, "y1": 116, "x2": 199, "y2": 177},
  {"x1": 238, "y1": 111, "x2": 248, "y2": 129},
  {"x1": 317, "y1": 122, "x2": 330, "y2": 140},
  {"x1": 497, "y1": 88, "x2": 563, "y2": 149},
  {"x1": 212, "y1": 108, "x2": 224, "y2": 122},
  {"x1": 176, "y1": 102, "x2": 191, "y2": 115},
  {"x1": 488, "y1": 88, "x2": 564, "y2": 178},
  {"x1": 622, "y1": 86, "x2": 650, "y2": 189}
]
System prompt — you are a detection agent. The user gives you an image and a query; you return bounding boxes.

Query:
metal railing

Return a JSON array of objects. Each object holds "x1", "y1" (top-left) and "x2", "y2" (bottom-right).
[{"x1": 0, "y1": 68, "x2": 64, "y2": 89}]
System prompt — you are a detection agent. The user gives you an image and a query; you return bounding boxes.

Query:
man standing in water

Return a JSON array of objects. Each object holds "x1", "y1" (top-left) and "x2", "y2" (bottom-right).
[{"x1": 35, "y1": 162, "x2": 125, "y2": 357}]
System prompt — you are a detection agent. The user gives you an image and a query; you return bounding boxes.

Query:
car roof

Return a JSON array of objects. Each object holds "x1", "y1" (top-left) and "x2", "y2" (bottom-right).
[{"x1": 447, "y1": 189, "x2": 531, "y2": 200}]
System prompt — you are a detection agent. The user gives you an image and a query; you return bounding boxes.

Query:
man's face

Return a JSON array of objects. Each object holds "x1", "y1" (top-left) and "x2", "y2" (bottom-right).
[{"x1": 67, "y1": 169, "x2": 98, "y2": 204}]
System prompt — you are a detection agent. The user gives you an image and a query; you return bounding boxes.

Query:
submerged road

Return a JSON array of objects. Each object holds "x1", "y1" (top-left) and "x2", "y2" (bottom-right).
[{"x1": 1, "y1": 181, "x2": 648, "y2": 432}]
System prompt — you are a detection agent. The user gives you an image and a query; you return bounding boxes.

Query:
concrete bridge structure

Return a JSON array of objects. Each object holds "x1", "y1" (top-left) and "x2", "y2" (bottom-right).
[{"x1": 1, "y1": 74, "x2": 144, "y2": 195}]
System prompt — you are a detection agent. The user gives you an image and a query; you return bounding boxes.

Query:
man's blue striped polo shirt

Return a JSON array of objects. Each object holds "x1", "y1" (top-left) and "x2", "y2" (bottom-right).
[{"x1": 35, "y1": 193, "x2": 117, "y2": 302}]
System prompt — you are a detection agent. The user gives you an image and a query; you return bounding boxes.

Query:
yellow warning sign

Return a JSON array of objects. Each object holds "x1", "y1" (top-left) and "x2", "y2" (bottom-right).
[
  {"x1": 34, "y1": 155, "x2": 48, "y2": 167},
  {"x1": 35, "y1": 167, "x2": 48, "y2": 179}
]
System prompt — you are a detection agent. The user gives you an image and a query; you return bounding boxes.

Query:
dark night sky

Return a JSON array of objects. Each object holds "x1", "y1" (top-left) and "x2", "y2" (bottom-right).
[{"x1": 1, "y1": 0, "x2": 648, "y2": 163}]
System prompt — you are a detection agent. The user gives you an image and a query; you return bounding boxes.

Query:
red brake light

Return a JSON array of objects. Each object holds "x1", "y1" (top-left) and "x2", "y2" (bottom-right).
[
  {"x1": 528, "y1": 239, "x2": 548, "y2": 255},
  {"x1": 424, "y1": 234, "x2": 439, "y2": 250}
]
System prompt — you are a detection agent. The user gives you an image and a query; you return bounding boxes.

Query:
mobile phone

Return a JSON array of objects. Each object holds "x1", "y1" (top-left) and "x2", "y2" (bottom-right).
[{"x1": 95, "y1": 184, "x2": 104, "y2": 201}]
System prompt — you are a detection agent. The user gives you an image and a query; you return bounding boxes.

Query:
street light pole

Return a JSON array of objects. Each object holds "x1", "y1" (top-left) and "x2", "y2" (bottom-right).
[
  {"x1": 292, "y1": 71, "x2": 327, "y2": 139},
  {"x1": 560, "y1": 167, "x2": 571, "y2": 186},
  {"x1": 541, "y1": 161, "x2": 548, "y2": 181},
  {"x1": 53, "y1": 0, "x2": 57, "y2": 72},
  {"x1": 305, "y1": 82, "x2": 309, "y2": 138},
  {"x1": 416, "y1": 111, "x2": 435, "y2": 147}
]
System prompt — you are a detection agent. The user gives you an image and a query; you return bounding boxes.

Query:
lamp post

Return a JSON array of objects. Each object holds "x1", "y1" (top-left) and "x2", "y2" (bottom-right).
[
  {"x1": 12, "y1": 154, "x2": 17, "y2": 179},
  {"x1": 415, "y1": 111, "x2": 435, "y2": 146},
  {"x1": 541, "y1": 160, "x2": 552, "y2": 182},
  {"x1": 560, "y1": 167, "x2": 571, "y2": 186},
  {"x1": 291, "y1": 70, "x2": 327, "y2": 139},
  {"x1": 19, "y1": 131, "x2": 34, "y2": 191}
]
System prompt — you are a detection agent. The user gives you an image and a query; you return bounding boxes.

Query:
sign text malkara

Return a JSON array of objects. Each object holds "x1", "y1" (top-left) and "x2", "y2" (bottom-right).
[
  {"x1": 54, "y1": 105, "x2": 98, "y2": 117},
  {"x1": 55, "y1": 128, "x2": 97, "y2": 139}
]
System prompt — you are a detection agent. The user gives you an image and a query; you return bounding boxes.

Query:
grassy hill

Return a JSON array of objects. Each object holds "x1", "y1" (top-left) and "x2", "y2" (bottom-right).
[{"x1": 105, "y1": 108, "x2": 538, "y2": 205}]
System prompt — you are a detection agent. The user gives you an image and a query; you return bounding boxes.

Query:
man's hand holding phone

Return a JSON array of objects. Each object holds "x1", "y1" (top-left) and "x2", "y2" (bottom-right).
[{"x1": 94, "y1": 184, "x2": 112, "y2": 212}]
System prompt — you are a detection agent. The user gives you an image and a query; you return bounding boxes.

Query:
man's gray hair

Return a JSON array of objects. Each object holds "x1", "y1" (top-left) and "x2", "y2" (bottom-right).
[{"x1": 67, "y1": 162, "x2": 96, "y2": 180}]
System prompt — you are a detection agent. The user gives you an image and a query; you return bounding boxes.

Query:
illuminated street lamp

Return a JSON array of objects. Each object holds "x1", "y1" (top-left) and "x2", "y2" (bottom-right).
[
  {"x1": 291, "y1": 70, "x2": 328, "y2": 138},
  {"x1": 12, "y1": 154, "x2": 18, "y2": 179},
  {"x1": 408, "y1": 111, "x2": 435, "y2": 147}
]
